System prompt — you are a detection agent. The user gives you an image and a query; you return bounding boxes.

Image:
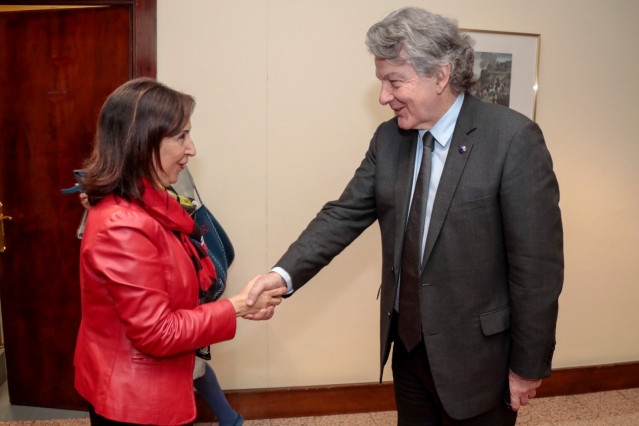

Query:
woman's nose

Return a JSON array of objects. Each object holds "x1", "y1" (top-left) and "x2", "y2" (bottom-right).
[{"x1": 186, "y1": 137, "x2": 196, "y2": 157}]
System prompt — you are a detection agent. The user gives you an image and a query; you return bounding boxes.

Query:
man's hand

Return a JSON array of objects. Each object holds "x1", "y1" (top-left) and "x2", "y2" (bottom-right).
[
  {"x1": 508, "y1": 371, "x2": 542, "y2": 411},
  {"x1": 228, "y1": 275, "x2": 286, "y2": 319},
  {"x1": 243, "y1": 272, "x2": 287, "y2": 320}
]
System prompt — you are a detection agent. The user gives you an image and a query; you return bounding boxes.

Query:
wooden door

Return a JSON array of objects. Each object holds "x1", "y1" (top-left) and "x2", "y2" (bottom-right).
[{"x1": 0, "y1": 1, "x2": 156, "y2": 410}]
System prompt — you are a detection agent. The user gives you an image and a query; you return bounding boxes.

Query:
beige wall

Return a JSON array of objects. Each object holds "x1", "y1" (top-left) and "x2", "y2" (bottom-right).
[{"x1": 157, "y1": 0, "x2": 639, "y2": 390}]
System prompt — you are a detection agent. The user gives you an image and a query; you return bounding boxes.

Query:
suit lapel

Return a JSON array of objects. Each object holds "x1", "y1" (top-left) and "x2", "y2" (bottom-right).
[
  {"x1": 393, "y1": 130, "x2": 419, "y2": 269},
  {"x1": 422, "y1": 96, "x2": 479, "y2": 266}
]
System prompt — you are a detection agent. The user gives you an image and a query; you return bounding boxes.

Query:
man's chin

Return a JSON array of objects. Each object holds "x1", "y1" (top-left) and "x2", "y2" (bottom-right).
[{"x1": 396, "y1": 118, "x2": 414, "y2": 130}]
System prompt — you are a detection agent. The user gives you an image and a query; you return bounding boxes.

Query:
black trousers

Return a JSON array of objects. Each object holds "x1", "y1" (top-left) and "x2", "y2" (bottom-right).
[
  {"x1": 390, "y1": 314, "x2": 517, "y2": 426},
  {"x1": 88, "y1": 404, "x2": 193, "y2": 426}
]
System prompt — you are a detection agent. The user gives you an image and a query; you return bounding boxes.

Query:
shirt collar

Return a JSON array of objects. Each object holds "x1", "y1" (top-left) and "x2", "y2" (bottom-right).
[{"x1": 418, "y1": 93, "x2": 465, "y2": 148}]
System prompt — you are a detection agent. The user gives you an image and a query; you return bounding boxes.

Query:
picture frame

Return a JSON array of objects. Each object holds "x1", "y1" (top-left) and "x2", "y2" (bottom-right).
[{"x1": 462, "y1": 29, "x2": 540, "y2": 121}]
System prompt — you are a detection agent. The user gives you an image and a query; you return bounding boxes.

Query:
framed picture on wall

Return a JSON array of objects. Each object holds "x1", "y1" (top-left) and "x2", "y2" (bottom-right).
[{"x1": 462, "y1": 29, "x2": 540, "y2": 121}]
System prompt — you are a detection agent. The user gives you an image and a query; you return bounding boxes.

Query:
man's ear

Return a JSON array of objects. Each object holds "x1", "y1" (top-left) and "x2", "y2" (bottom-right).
[{"x1": 435, "y1": 64, "x2": 451, "y2": 94}]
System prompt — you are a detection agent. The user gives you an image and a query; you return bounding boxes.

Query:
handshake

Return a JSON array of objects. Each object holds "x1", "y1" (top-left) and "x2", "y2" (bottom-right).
[{"x1": 227, "y1": 272, "x2": 288, "y2": 320}]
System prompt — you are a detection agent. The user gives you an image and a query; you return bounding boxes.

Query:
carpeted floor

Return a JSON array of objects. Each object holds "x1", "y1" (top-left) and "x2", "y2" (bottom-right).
[
  {"x1": 0, "y1": 422, "x2": 89, "y2": 425},
  {"x1": 2, "y1": 388, "x2": 639, "y2": 425}
]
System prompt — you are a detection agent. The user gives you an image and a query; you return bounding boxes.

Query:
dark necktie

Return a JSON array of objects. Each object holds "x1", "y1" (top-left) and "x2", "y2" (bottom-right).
[{"x1": 398, "y1": 132, "x2": 435, "y2": 352}]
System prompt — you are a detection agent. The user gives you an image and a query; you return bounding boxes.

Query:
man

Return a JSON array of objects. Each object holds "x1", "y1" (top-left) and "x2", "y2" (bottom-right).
[{"x1": 247, "y1": 7, "x2": 563, "y2": 425}]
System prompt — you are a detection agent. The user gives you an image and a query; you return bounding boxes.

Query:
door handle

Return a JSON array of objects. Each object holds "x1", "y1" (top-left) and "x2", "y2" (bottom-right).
[{"x1": 0, "y1": 202, "x2": 12, "y2": 253}]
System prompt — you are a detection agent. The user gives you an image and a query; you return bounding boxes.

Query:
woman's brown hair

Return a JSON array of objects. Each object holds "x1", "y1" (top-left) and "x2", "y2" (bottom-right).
[{"x1": 81, "y1": 78, "x2": 195, "y2": 205}]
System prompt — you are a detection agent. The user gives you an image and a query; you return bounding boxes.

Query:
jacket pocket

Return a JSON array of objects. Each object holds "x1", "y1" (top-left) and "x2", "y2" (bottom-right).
[
  {"x1": 449, "y1": 194, "x2": 497, "y2": 213},
  {"x1": 480, "y1": 305, "x2": 511, "y2": 336},
  {"x1": 131, "y1": 349, "x2": 156, "y2": 364}
]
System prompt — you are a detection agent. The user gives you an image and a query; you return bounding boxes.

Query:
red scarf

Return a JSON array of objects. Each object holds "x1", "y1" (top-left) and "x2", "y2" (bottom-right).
[{"x1": 138, "y1": 178, "x2": 217, "y2": 291}]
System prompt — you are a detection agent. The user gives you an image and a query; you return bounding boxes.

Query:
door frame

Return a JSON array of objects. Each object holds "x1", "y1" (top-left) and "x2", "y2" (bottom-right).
[
  {"x1": 0, "y1": 0, "x2": 156, "y2": 408},
  {"x1": 1, "y1": 0, "x2": 156, "y2": 79}
]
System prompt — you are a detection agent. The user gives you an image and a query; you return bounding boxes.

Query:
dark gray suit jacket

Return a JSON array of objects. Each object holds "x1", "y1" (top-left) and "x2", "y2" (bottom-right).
[{"x1": 276, "y1": 94, "x2": 563, "y2": 420}]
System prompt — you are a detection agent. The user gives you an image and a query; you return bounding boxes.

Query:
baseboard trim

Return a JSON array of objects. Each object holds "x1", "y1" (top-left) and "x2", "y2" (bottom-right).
[
  {"x1": 195, "y1": 361, "x2": 639, "y2": 421},
  {"x1": 0, "y1": 349, "x2": 6, "y2": 386},
  {"x1": 536, "y1": 361, "x2": 639, "y2": 397}
]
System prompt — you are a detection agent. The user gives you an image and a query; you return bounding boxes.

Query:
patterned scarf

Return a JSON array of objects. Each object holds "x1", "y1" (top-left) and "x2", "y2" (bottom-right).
[
  {"x1": 138, "y1": 178, "x2": 217, "y2": 293},
  {"x1": 160, "y1": 182, "x2": 218, "y2": 361}
]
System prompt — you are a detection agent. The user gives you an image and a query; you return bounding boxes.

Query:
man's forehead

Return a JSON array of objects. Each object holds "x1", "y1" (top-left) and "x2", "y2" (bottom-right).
[
  {"x1": 375, "y1": 60, "x2": 413, "y2": 80},
  {"x1": 377, "y1": 70, "x2": 405, "y2": 80}
]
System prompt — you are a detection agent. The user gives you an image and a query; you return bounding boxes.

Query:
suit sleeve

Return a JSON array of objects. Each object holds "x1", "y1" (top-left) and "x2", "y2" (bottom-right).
[
  {"x1": 275, "y1": 127, "x2": 383, "y2": 290},
  {"x1": 500, "y1": 120, "x2": 563, "y2": 379}
]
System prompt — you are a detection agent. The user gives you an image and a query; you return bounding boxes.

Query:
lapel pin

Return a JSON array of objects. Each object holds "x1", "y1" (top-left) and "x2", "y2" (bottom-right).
[{"x1": 458, "y1": 145, "x2": 467, "y2": 154}]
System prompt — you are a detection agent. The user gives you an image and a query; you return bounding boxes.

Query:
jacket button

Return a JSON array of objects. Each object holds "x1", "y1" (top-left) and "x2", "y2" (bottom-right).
[{"x1": 387, "y1": 311, "x2": 392, "y2": 318}]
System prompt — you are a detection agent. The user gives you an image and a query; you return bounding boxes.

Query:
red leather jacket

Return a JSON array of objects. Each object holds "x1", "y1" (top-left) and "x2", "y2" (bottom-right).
[{"x1": 74, "y1": 188, "x2": 236, "y2": 425}]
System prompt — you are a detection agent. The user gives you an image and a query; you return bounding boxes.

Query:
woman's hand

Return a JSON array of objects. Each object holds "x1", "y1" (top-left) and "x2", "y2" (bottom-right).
[
  {"x1": 79, "y1": 191, "x2": 90, "y2": 210},
  {"x1": 228, "y1": 277, "x2": 287, "y2": 318}
]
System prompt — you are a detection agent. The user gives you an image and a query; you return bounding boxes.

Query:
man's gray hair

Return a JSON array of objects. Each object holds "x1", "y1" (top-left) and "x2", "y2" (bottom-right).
[{"x1": 366, "y1": 7, "x2": 476, "y2": 93}]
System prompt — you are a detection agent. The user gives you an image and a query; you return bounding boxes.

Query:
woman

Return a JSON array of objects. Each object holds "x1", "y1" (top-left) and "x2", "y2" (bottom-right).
[{"x1": 73, "y1": 77, "x2": 284, "y2": 426}]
